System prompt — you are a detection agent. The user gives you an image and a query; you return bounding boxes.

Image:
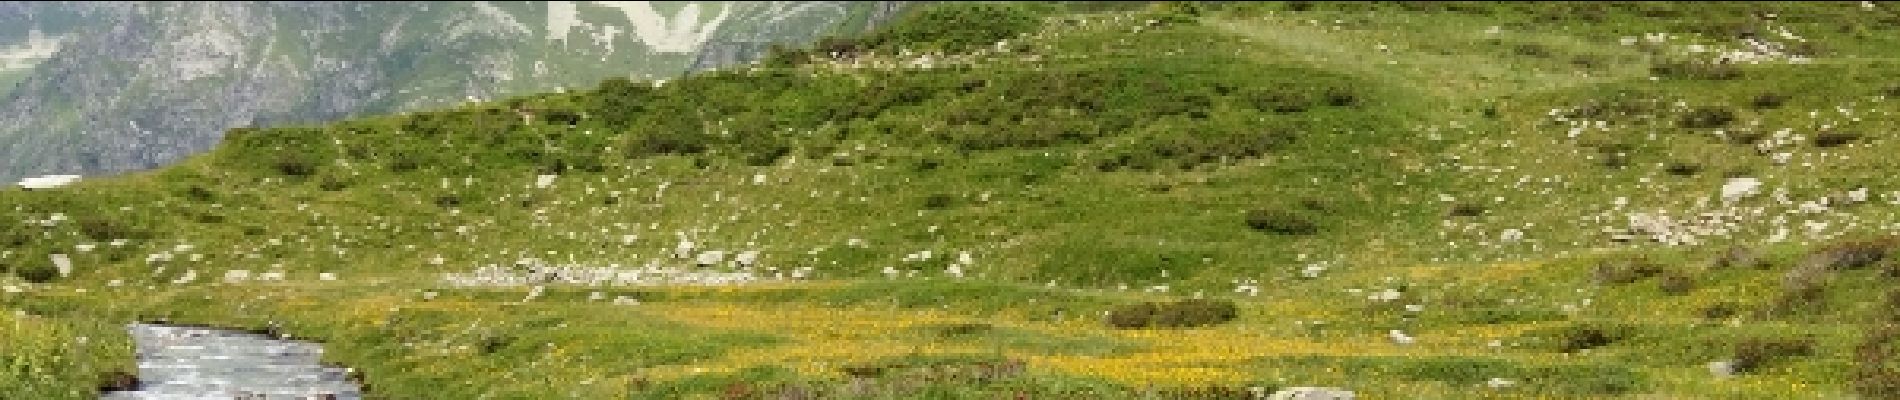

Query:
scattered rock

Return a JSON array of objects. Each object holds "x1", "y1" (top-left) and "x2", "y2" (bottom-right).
[
  {"x1": 1708, "y1": 360, "x2": 1738, "y2": 378},
  {"x1": 1270, "y1": 387, "x2": 1356, "y2": 400}
]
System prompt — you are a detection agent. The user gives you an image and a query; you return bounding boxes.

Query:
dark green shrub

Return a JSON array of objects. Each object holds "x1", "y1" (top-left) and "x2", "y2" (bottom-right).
[
  {"x1": 1449, "y1": 203, "x2": 1486, "y2": 217},
  {"x1": 1678, "y1": 106, "x2": 1736, "y2": 129},
  {"x1": 1700, "y1": 302, "x2": 1741, "y2": 320},
  {"x1": 97, "y1": 370, "x2": 138, "y2": 393},
  {"x1": 1593, "y1": 256, "x2": 1664, "y2": 285},
  {"x1": 1107, "y1": 299, "x2": 1238, "y2": 329},
  {"x1": 1751, "y1": 93, "x2": 1789, "y2": 109},
  {"x1": 1732, "y1": 337, "x2": 1815, "y2": 374},
  {"x1": 1658, "y1": 272, "x2": 1694, "y2": 295},
  {"x1": 1726, "y1": 131, "x2": 1767, "y2": 145},
  {"x1": 921, "y1": 194, "x2": 957, "y2": 210},
  {"x1": 1245, "y1": 208, "x2": 1319, "y2": 235},
  {"x1": 275, "y1": 158, "x2": 317, "y2": 177},
  {"x1": 1713, "y1": 245, "x2": 1767, "y2": 269},
  {"x1": 183, "y1": 185, "x2": 215, "y2": 202},
  {"x1": 1153, "y1": 299, "x2": 1239, "y2": 328},
  {"x1": 1814, "y1": 131, "x2": 1864, "y2": 148},
  {"x1": 1556, "y1": 323, "x2": 1631, "y2": 353},
  {"x1": 317, "y1": 176, "x2": 348, "y2": 192},
  {"x1": 1106, "y1": 302, "x2": 1159, "y2": 329},
  {"x1": 15, "y1": 261, "x2": 58, "y2": 283},
  {"x1": 1664, "y1": 162, "x2": 1702, "y2": 176},
  {"x1": 77, "y1": 217, "x2": 139, "y2": 241},
  {"x1": 1803, "y1": 236, "x2": 1898, "y2": 271}
]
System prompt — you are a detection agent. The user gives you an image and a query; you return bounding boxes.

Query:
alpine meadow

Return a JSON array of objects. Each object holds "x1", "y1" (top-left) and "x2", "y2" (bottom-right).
[{"x1": 7, "y1": 2, "x2": 1900, "y2": 399}]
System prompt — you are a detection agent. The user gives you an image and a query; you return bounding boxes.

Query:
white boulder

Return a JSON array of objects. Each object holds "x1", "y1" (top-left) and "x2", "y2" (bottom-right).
[
  {"x1": 1721, "y1": 177, "x2": 1762, "y2": 204},
  {"x1": 1270, "y1": 387, "x2": 1356, "y2": 400},
  {"x1": 17, "y1": 175, "x2": 81, "y2": 190}
]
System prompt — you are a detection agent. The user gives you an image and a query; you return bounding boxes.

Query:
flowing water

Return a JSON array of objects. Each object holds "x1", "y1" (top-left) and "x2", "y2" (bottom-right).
[{"x1": 101, "y1": 323, "x2": 364, "y2": 400}]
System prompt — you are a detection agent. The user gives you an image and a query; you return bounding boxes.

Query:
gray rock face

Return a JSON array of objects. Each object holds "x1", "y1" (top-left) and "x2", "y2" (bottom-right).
[
  {"x1": 0, "y1": 2, "x2": 915, "y2": 181},
  {"x1": 687, "y1": 1, "x2": 911, "y2": 71},
  {"x1": 102, "y1": 323, "x2": 362, "y2": 399}
]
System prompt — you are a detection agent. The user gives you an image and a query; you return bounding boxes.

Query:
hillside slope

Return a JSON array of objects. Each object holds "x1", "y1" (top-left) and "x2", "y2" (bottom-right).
[{"x1": 5, "y1": 2, "x2": 1900, "y2": 398}]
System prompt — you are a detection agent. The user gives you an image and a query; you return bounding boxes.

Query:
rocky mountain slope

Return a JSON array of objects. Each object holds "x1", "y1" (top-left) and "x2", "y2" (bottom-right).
[{"x1": 0, "y1": 1, "x2": 909, "y2": 182}]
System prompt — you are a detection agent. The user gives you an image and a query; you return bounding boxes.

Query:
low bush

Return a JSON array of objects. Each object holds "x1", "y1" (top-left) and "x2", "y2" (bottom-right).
[
  {"x1": 1814, "y1": 131, "x2": 1865, "y2": 148},
  {"x1": 1555, "y1": 323, "x2": 1632, "y2": 353},
  {"x1": 1449, "y1": 203, "x2": 1487, "y2": 217},
  {"x1": 1732, "y1": 337, "x2": 1815, "y2": 374},
  {"x1": 1699, "y1": 302, "x2": 1741, "y2": 320},
  {"x1": 1593, "y1": 256, "x2": 1664, "y2": 285},
  {"x1": 1678, "y1": 106, "x2": 1737, "y2": 129},
  {"x1": 1712, "y1": 245, "x2": 1768, "y2": 269},
  {"x1": 15, "y1": 261, "x2": 58, "y2": 283},
  {"x1": 1800, "y1": 236, "x2": 1898, "y2": 272},
  {"x1": 1664, "y1": 162, "x2": 1702, "y2": 176},
  {"x1": 1750, "y1": 93, "x2": 1789, "y2": 109},
  {"x1": 1658, "y1": 272, "x2": 1695, "y2": 296},
  {"x1": 1246, "y1": 208, "x2": 1319, "y2": 235}
]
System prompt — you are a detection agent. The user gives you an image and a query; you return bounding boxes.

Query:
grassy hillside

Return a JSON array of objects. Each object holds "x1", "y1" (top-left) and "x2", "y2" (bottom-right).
[{"x1": 5, "y1": 2, "x2": 1900, "y2": 398}]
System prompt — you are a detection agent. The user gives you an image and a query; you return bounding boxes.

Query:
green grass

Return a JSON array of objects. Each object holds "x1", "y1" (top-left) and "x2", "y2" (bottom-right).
[{"x1": 6, "y1": 1, "x2": 1900, "y2": 398}]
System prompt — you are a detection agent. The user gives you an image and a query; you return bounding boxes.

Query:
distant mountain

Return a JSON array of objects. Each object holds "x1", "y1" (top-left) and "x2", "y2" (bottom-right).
[{"x1": 0, "y1": 1, "x2": 909, "y2": 181}]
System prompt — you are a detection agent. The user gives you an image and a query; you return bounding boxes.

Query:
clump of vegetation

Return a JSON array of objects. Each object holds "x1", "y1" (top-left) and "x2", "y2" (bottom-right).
[
  {"x1": 1766, "y1": 238, "x2": 1877, "y2": 316},
  {"x1": 1855, "y1": 324, "x2": 1900, "y2": 398},
  {"x1": 1700, "y1": 302, "x2": 1742, "y2": 320},
  {"x1": 1732, "y1": 337, "x2": 1816, "y2": 374},
  {"x1": 1553, "y1": 323, "x2": 1633, "y2": 353},
  {"x1": 1448, "y1": 203, "x2": 1487, "y2": 217},
  {"x1": 921, "y1": 193, "x2": 958, "y2": 210},
  {"x1": 1814, "y1": 131, "x2": 1865, "y2": 148},
  {"x1": 1750, "y1": 92, "x2": 1789, "y2": 109},
  {"x1": 1245, "y1": 208, "x2": 1319, "y2": 235},
  {"x1": 1593, "y1": 256, "x2": 1665, "y2": 285},
  {"x1": 1664, "y1": 162, "x2": 1702, "y2": 176},
  {"x1": 1793, "y1": 236, "x2": 1898, "y2": 275},
  {"x1": 1105, "y1": 299, "x2": 1238, "y2": 329},
  {"x1": 1677, "y1": 106, "x2": 1737, "y2": 129},
  {"x1": 1713, "y1": 246, "x2": 1768, "y2": 270},
  {"x1": 14, "y1": 260, "x2": 59, "y2": 283},
  {"x1": 1658, "y1": 272, "x2": 1695, "y2": 296}
]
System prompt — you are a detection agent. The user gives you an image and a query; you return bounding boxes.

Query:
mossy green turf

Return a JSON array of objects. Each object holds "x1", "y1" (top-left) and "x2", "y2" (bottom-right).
[{"x1": 6, "y1": 1, "x2": 1900, "y2": 398}]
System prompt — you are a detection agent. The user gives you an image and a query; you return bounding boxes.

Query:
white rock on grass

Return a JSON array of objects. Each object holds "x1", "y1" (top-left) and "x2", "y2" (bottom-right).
[
  {"x1": 223, "y1": 270, "x2": 252, "y2": 283},
  {"x1": 1269, "y1": 387, "x2": 1356, "y2": 400},
  {"x1": 50, "y1": 254, "x2": 72, "y2": 277},
  {"x1": 318, "y1": 272, "x2": 338, "y2": 281},
  {"x1": 1499, "y1": 229, "x2": 1525, "y2": 243},
  {"x1": 1708, "y1": 360, "x2": 1737, "y2": 378},
  {"x1": 695, "y1": 250, "x2": 726, "y2": 266},
  {"x1": 1721, "y1": 177, "x2": 1762, "y2": 204},
  {"x1": 1388, "y1": 329, "x2": 1415, "y2": 345}
]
